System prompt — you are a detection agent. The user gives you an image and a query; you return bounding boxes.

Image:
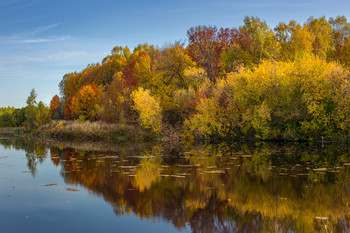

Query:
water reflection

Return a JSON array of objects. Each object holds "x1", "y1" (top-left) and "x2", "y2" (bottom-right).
[{"x1": 1, "y1": 137, "x2": 350, "y2": 233}]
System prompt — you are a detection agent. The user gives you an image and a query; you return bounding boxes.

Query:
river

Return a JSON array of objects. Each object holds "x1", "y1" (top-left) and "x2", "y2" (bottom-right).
[{"x1": 0, "y1": 136, "x2": 349, "y2": 232}]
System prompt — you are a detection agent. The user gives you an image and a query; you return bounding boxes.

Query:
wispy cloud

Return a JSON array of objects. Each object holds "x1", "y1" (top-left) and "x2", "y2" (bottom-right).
[
  {"x1": 20, "y1": 51, "x2": 88, "y2": 62},
  {"x1": 0, "y1": 0, "x2": 39, "y2": 11},
  {"x1": 29, "y1": 23, "x2": 60, "y2": 36},
  {"x1": 17, "y1": 35, "x2": 70, "y2": 44}
]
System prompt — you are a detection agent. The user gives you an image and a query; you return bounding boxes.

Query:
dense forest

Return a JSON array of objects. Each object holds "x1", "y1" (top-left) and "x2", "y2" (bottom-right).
[{"x1": 3, "y1": 16, "x2": 350, "y2": 141}]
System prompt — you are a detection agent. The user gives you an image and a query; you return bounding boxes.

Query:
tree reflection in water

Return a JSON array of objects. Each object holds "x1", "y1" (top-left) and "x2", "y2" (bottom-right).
[{"x1": 2, "y1": 137, "x2": 350, "y2": 233}]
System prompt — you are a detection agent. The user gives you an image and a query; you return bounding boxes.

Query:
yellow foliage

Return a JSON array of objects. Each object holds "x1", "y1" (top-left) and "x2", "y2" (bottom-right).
[
  {"x1": 71, "y1": 84, "x2": 102, "y2": 121},
  {"x1": 131, "y1": 87, "x2": 162, "y2": 133}
]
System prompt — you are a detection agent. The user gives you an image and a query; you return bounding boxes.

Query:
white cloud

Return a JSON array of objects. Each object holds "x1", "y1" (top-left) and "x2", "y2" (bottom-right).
[
  {"x1": 21, "y1": 51, "x2": 88, "y2": 62},
  {"x1": 29, "y1": 23, "x2": 61, "y2": 36},
  {"x1": 17, "y1": 36, "x2": 70, "y2": 44}
]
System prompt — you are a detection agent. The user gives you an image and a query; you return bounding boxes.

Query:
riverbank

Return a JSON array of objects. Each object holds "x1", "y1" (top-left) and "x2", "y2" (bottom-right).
[
  {"x1": 0, "y1": 127, "x2": 24, "y2": 135},
  {"x1": 35, "y1": 120, "x2": 155, "y2": 142}
]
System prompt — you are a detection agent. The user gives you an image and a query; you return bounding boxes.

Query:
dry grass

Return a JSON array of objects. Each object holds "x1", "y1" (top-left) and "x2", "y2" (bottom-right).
[
  {"x1": 0, "y1": 127, "x2": 24, "y2": 134},
  {"x1": 37, "y1": 120, "x2": 150, "y2": 142}
]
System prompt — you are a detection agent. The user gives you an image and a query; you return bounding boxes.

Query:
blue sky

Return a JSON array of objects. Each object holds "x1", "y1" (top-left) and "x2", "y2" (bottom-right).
[{"x1": 1, "y1": 0, "x2": 350, "y2": 107}]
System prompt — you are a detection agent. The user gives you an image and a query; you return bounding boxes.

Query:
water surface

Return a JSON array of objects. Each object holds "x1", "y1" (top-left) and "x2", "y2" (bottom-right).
[{"x1": 1, "y1": 137, "x2": 350, "y2": 232}]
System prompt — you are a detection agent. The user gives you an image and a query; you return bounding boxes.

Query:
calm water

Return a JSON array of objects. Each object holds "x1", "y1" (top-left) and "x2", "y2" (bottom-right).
[{"x1": 1, "y1": 137, "x2": 350, "y2": 233}]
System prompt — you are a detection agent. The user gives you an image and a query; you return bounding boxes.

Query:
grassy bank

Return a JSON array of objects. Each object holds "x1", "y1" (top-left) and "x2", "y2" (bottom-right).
[
  {"x1": 36, "y1": 120, "x2": 154, "y2": 142},
  {"x1": 0, "y1": 127, "x2": 24, "y2": 135}
]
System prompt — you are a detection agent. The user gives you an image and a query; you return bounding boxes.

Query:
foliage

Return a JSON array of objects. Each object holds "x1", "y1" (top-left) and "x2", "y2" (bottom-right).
[
  {"x1": 49, "y1": 95, "x2": 61, "y2": 119},
  {"x1": 36, "y1": 15, "x2": 350, "y2": 141},
  {"x1": 0, "y1": 112, "x2": 15, "y2": 127},
  {"x1": 131, "y1": 87, "x2": 162, "y2": 133},
  {"x1": 25, "y1": 89, "x2": 38, "y2": 129},
  {"x1": 35, "y1": 101, "x2": 50, "y2": 128},
  {"x1": 24, "y1": 89, "x2": 51, "y2": 129},
  {"x1": 71, "y1": 84, "x2": 102, "y2": 121}
]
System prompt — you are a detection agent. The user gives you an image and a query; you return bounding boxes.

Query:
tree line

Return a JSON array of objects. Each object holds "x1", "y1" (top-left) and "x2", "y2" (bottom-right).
[{"x1": 2, "y1": 16, "x2": 350, "y2": 141}]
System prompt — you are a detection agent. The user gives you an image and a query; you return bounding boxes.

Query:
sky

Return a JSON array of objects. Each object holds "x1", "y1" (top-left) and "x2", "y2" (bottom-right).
[{"x1": 1, "y1": 0, "x2": 350, "y2": 107}]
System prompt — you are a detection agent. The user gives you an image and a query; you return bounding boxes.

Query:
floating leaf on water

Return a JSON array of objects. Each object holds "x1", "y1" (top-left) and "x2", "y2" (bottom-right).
[
  {"x1": 66, "y1": 201, "x2": 71, "y2": 203},
  {"x1": 66, "y1": 188, "x2": 80, "y2": 192},
  {"x1": 119, "y1": 166, "x2": 138, "y2": 169},
  {"x1": 315, "y1": 216, "x2": 329, "y2": 220},
  {"x1": 175, "y1": 173, "x2": 191, "y2": 176},
  {"x1": 41, "y1": 184, "x2": 57, "y2": 187},
  {"x1": 171, "y1": 175, "x2": 186, "y2": 178},
  {"x1": 204, "y1": 170, "x2": 225, "y2": 174},
  {"x1": 0, "y1": 156, "x2": 8, "y2": 159},
  {"x1": 177, "y1": 164, "x2": 199, "y2": 168},
  {"x1": 22, "y1": 171, "x2": 31, "y2": 173},
  {"x1": 313, "y1": 168, "x2": 327, "y2": 171}
]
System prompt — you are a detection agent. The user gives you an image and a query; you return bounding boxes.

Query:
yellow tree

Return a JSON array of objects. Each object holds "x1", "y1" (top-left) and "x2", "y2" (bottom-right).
[
  {"x1": 131, "y1": 87, "x2": 162, "y2": 133},
  {"x1": 274, "y1": 20, "x2": 314, "y2": 61},
  {"x1": 71, "y1": 84, "x2": 102, "y2": 121}
]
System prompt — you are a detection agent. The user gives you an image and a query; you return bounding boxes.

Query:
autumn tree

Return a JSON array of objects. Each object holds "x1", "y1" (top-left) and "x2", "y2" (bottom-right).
[
  {"x1": 100, "y1": 74, "x2": 126, "y2": 123},
  {"x1": 49, "y1": 95, "x2": 61, "y2": 119},
  {"x1": 63, "y1": 96, "x2": 74, "y2": 120},
  {"x1": 35, "y1": 101, "x2": 50, "y2": 128},
  {"x1": 241, "y1": 16, "x2": 275, "y2": 63},
  {"x1": 329, "y1": 16, "x2": 350, "y2": 68},
  {"x1": 274, "y1": 20, "x2": 314, "y2": 61},
  {"x1": 131, "y1": 88, "x2": 162, "y2": 133},
  {"x1": 71, "y1": 84, "x2": 102, "y2": 121},
  {"x1": 306, "y1": 16, "x2": 333, "y2": 58},
  {"x1": 59, "y1": 72, "x2": 83, "y2": 99},
  {"x1": 187, "y1": 26, "x2": 227, "y2": 83}
]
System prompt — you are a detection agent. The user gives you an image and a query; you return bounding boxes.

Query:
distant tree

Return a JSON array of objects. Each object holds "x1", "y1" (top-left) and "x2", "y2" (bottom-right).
[
  {"x1": 12, "y1": 108, "x2": 26, "y2": 127},
  {"x1": 49, "y1": 95, "x2": 61, "y2": 119},
  {"x1": 0, "y1": 112, "x2": 15, "y2": 127},
  {"x1": 25, "y1": 89, "x2": 38, "y2": 129},
  {"x1": 35, "y1": 101, "x2": 50, "y2": 128}
]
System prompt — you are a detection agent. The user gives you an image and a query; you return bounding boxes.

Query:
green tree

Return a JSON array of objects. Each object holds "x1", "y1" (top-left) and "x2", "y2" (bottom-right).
[
  {"x1": 12, "y1": 108, "x2": 26, "y2": 127},
  {"x1": 0, "y1": 113, "x2": 15, "y2": 127},
  {"x1": 35, "y1": 101, "x2": 50, "y2": 128},
  {"x1": 25, "y1": 89, "x2": 38, "y2": 129}
]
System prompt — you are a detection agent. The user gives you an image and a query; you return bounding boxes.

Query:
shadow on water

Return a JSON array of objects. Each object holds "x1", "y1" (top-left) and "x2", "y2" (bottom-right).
[{"x1": 1, "y1": 136, "x2": 350, "y2": 233}]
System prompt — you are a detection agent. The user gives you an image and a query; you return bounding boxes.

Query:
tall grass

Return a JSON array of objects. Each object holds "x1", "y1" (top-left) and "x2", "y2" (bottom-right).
[{"x1": 37, "y1": 120, "x2": 150, "y2": 142}]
